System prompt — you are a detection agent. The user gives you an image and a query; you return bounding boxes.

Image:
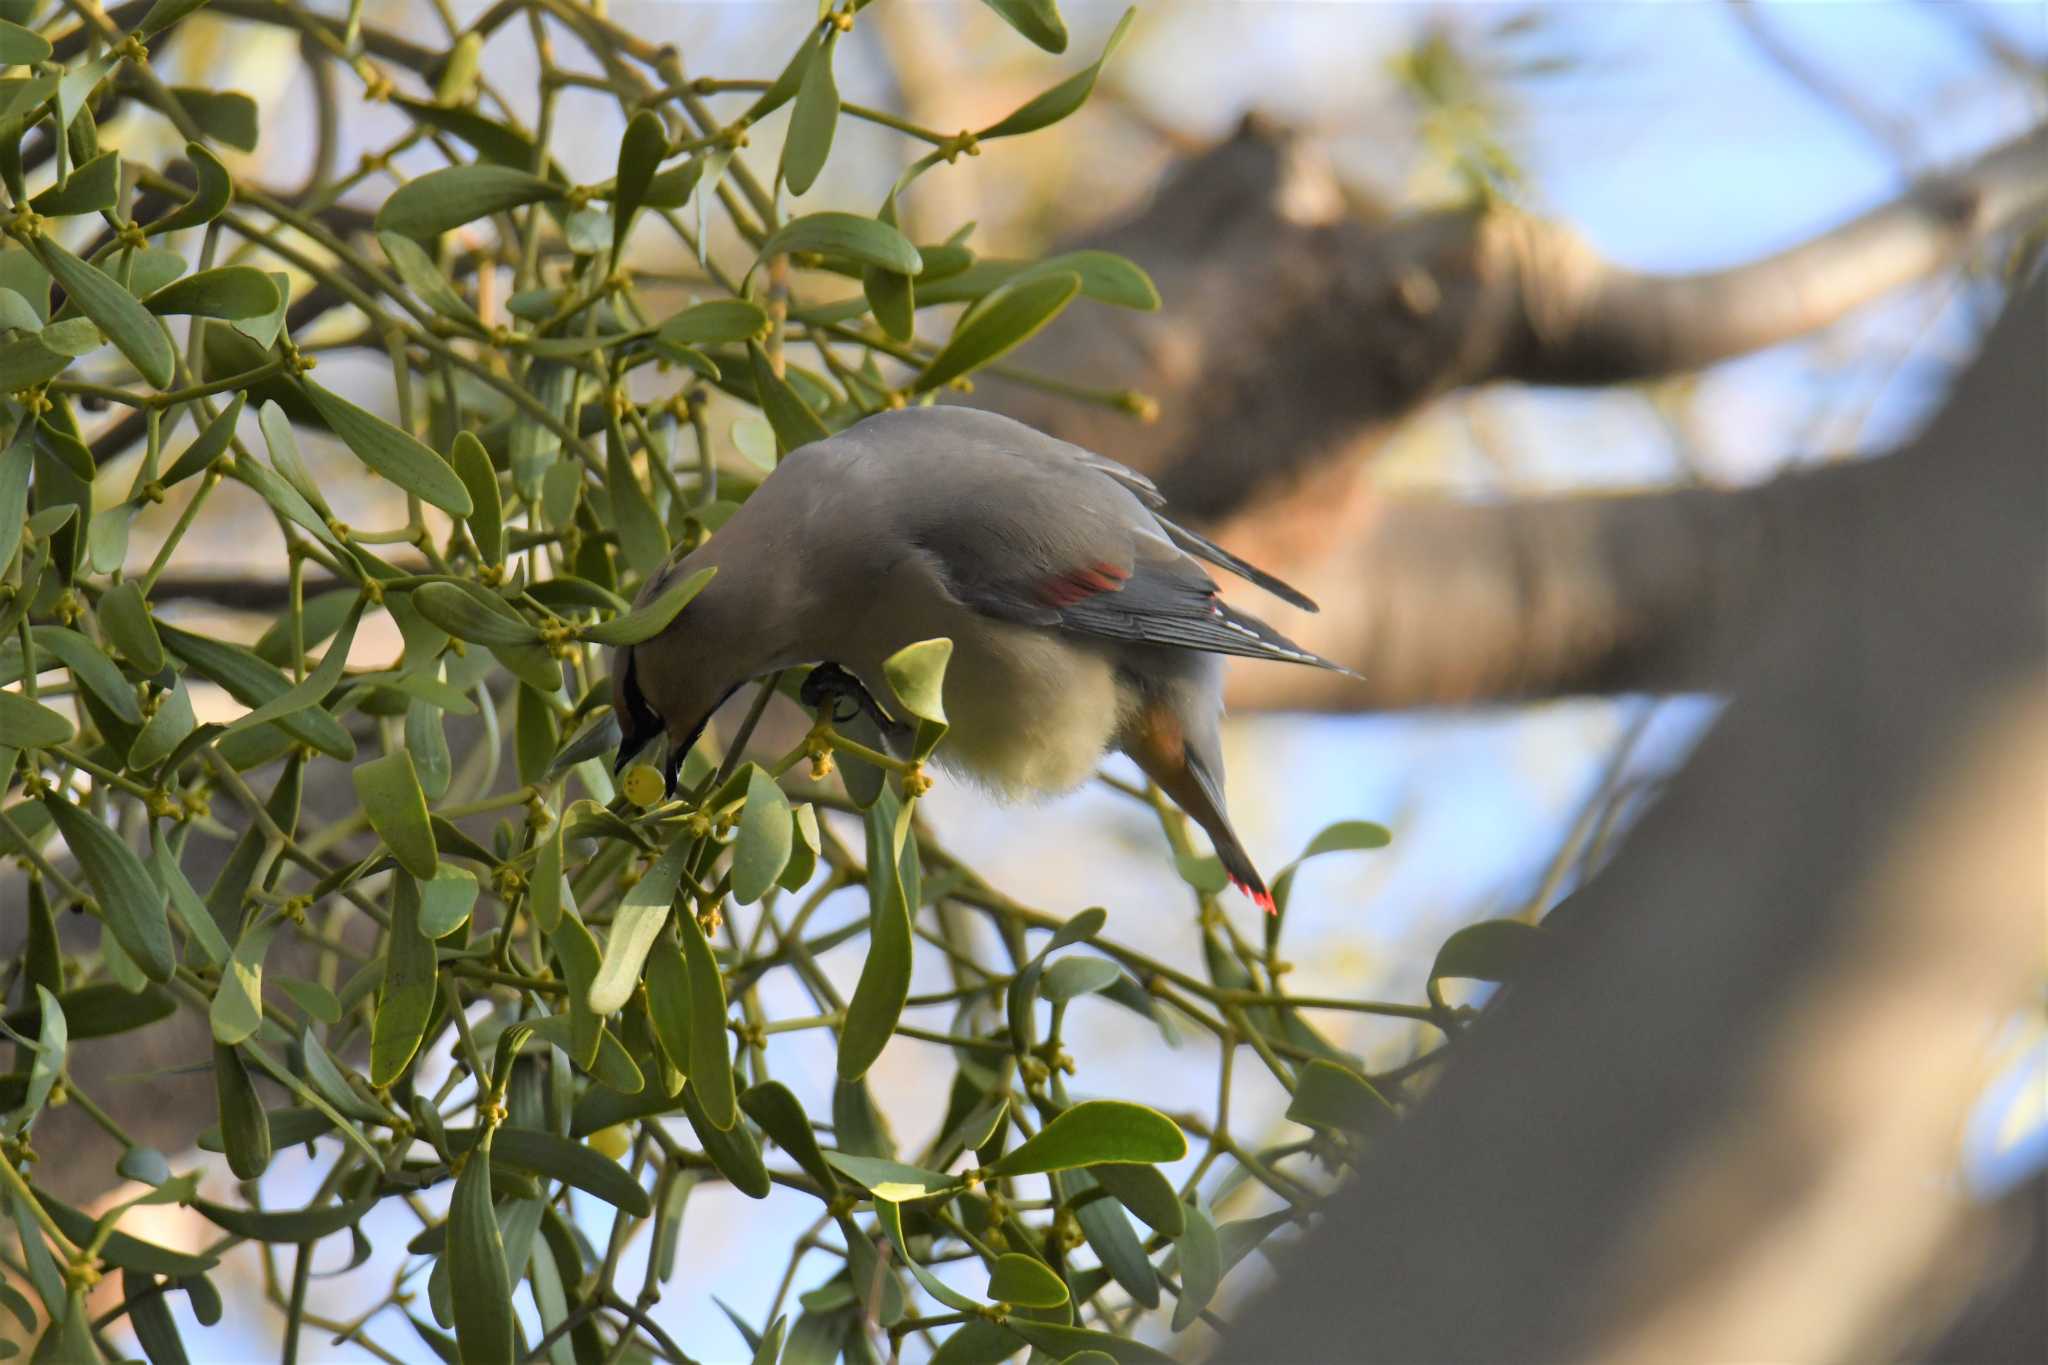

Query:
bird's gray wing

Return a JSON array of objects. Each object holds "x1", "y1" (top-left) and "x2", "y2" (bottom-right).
[
  {"x1": 904, "y1": 467, "x2": 1343, "y2": 669},
  {"x1": 1048, "y1": 542, "x2": 1344, "y2": 669},
  {"x1": 927, "y1": 407, "x2": 1321, "y2": 613}
]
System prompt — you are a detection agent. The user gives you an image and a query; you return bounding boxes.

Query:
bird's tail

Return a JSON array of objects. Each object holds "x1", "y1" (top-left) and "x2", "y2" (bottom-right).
[{"x1": 1126, "y1": 706, "x2": 1276, "y2": 915}]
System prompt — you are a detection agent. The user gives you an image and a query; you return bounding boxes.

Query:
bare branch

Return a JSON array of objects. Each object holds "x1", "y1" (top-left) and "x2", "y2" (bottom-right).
[{"x1": 980, "y1": 120, "x2": 2048, "y2": 522}]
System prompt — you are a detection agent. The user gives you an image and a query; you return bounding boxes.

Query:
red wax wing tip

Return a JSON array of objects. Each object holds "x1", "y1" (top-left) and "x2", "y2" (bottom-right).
[
  {"x1": 1036, "y1": 561, "x2": 1131, "y2": 608},
  {"x1": 1231, "y1": 877, "x2": 1279, "y2": 916}
]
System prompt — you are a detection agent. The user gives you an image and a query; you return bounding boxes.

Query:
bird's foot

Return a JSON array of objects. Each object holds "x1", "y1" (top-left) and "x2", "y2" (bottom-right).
[{"x1": 800, "y1": 663, "x2": 911, "y2": 747}]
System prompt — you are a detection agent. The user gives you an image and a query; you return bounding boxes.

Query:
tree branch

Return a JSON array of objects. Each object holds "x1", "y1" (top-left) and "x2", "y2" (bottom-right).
[
  {"x1": 1222, "y1": 277, "x2": 2047, "y2": 1362},
  {"x1": 1215, "y1": 468, "x2": 1853, "y2": 711},
  {"x1": 985, "y1": 119, "x2": 2047, "y2": 524}
]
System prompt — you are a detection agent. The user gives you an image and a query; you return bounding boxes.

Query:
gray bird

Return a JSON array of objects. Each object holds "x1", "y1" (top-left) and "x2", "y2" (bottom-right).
[{"x1": 612, "y1": 406, "x2": 1350, "y2": 909}]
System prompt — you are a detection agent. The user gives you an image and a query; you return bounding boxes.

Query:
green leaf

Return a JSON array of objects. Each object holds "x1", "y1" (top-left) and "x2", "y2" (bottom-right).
[
  {"x1": 757, "y1": 211, "x2": 922, "y2": 275},
  {"x1": 0, "y1": 690, "x2": 70, "y2": 747},
  {"x1": 1173, "y1": 849, "x2": 1229, "y2": 896},
  {"x1": 657, "y1": 299, "x2": 767, "y2": 346},
  {"x1": 448, "y1": 1135, "x2": 515, "y2": 1364},
  {"x1": 142, "y1": 266, "x2": 280, "y2": 321},
  {"x1": 988, "y1": 1101, "x2": 1184, "y2": 1176},
  {"x1": 678, "y1": 905, "x2": 737, "y2": 1130},
  {"x1": 739, "y1": 1081, "x2": 837, "y2": 1192},
  {"x1": 530, "y1": 819, "x2": 565, "y2": 934},
  {"x1": 515, "y1": 682, "x2": 555, "y2": 789},
  {"x1": 603, "y1": 422, "x2": 668, "y2": 579},
  {"x1": 882, "y1": 636, "x2": 950, "y2": 725},
  {"x1": 353, "y1": 750, "x2": 438, "y2": 879},
  {"x1": 157, "y1": 623, "x2": 354, "y2": 759},
  {"x1": 125, "y1": 1268, "x2": 191, "y2": 1364},
  {"x1": 0, "y1": 18, "x2": 51, "y2": 64},
  {"x1": 643, "y1": 931, "x2": 691, "y2": 1095},
  {"x1": 1001, "y1": 1320, "x2": 1174, "y2": 1365},
  {"x1": 166, "y1": 87, "x2": 256, "y2": 151},
  {"x1": 135, "y1": 0, "x2": 216, "y2": 41},
  {"x1": 300, "y1": 379, "x2": 472, "y2": 517},
  {"x1": 277, "y1": 977, "x2": 340, "y2": 1025},
  {"x1": 980, "y1": 0, "x2": 1068, "y2": 52},
  {"x1": 680, "y1": 1083, "x2": 770, "y2": 1199},
  {"x1": 379, "y1": 230, "x2": 480, "y2": 328},
  {"x1": 158, "y1": 391, "x2": 242, "y2": 489},
  {"x1": 36, "y1": 316, "x2": 99, "y2": 358},
  {"x1": 928, "y1": 1319, "x2": 1016, "y2": 1365},
  {"x1": 1300, "y1": 820, "x2": 1393, "y2": 860},
  {"x1": 731, "y1": 766, "x2": 792, "y2": 905},
  {"x1": 299, "y1": 1027, "x2": 386, "y2": 1125},
  {"x1": 0, "y1": 433, "x2": 27, "y2": 572},
  {"x1": 371, "y1": 874, "x2": 439, "y2": 1087},
  {"x1": 590, "y1": 835, "x2": 690, "y2": 1015},
  {"x1": 738, "y1": 23, "x2": 823, "y2": 127},
  {"x1": 0, "y1": 337, "x2": 67, "y2": 393},
  {"x1": 987, "y1": 1252, "x2": 1068, "y2": 1309},
  {"x1": 1065, "y1": 1165, "x2": 1158, "y2": 1308},
  {"x1": 1169, "y1": 1202, "x2": 1220, "y2": 1331},
  {"x1": 452, "y1": 1125, "x2": 652, "y2": 1217},
  {"x1": 640, "y1": 155, "x2": 706, "y2": 210},
  {"x1": 29, "y1": 149, "x2": 117, "y2": 217},
  {"x1": 190, "y1": 1193, "x2": 377, "y2": 1244},
  {"x1": 822, "y1": 1151, "x2": 958, "y2": 1202},
  {"x1": 147, "y1": 142, "x2": 231, "y2": 235},
  {"x1": 5, "y1": 983, "x2": 174, "y2": 1042},
  {"x1": 1090, "y1": 1161, "x2": 1184, "y2": 1237},
  {"x1": 1217, "y1": 1209, "x2": 1292, "y2": 1275},
  {"x1": 1039, "y1": 955, "x2": 1121, "y2": 1004},
  {"x1": 208, "y1": 919, "x2": 274, "y2": 1046},
  {"x1": 750, "y1": 1316, "x2": 788, "y2": 1365},
  {"x1": 547, "y1": 908, "x2": 602, "y2": 1071},
  {"x1": 979, "y1": 8, "x2": 1133, "y2": 140},
  {"x1": 1016, "y1": 249, "x2": 1160, "y2": 310},
  {"x1": 144, "y1": 833, "x2": 223, "y2": 973},
  {"x1": 863, "y1": 261, "x2": 914, "y2": 344},
  {"x1": 211, "y1": 1042, "x2": 271, "y2": 1180},
  {"x1": 377, "y1": 163, "x2": 563, "y2": 240},
  {"x1": 32, "y1": 237, "x2": 173, "y2": 388},
  {"x1": 418, "y1": 865, "x2": 478, "y2": 939},
  {"x1": 409, "y1": 582, "x2": 540, "y2": 647},
  {"x1": 1284, "y1": 1058, "x2": 1395, "y2": 1134},
  {"x1": 41, "y1": 795, "x2": 172, "y2": 983},
  {"x1": 96, "y1": 580, "x2": 164, "y2": 673},
  {"x1": 612, "y1": 109, "x2": 666, "y2": 259},
  {"x1": 747, "y1": 341, "x2": 831, "y2": 455},
  {"x1": 580, "y1": 566, "x2": 715, "y2": 647},
  {"x1": 9, "y1": 987, "x2": 63, "y2": 1137},
  {"x1": 34, "y1": 1289, "x2": 101, "y2": 1364},
  {"x1": 840, "y1": 1214, "x2": 908, "y2": 1326},
  {"x1": 839, "y1": 792, "x2": 914, "y2": 1081},
  {"x1": 913, "y1": 271, "x2": 1080, "y2": 392},
  {"x1": 1431, "y1": 919, "x2": 1542, "y2": 986},
  {"x1": 33, "y1": 1185, "x2": 214, "y2": 1279},
  {"x1": 222, "y1": 594, "x2": 362, "y2": 736},
  {"x1": 781, "y1": 32, "x2": 839, "y2": 196},
  {"x1": 872, "y1": 1198, "x2": 982, "y2": 1316},
  {"x1": 451, "y1": 432, "x2": 502, "y2": 563}
]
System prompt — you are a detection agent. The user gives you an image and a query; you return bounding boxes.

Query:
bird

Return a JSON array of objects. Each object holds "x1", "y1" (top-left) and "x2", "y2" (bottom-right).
[{"x1": 611, "y1": 405, "x2": 1353, "y2": 910}]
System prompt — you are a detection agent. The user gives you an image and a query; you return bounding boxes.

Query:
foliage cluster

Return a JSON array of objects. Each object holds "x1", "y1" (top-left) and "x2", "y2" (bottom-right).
[{"x1": 0, "y1": 2, "x2": 1534, "y2": 1360}]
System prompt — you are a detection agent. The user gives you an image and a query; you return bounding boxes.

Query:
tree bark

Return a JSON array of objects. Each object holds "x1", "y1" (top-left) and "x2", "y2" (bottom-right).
[{"x1": 1221, "y1": 278, "x2": 2047, "y2": 1364}]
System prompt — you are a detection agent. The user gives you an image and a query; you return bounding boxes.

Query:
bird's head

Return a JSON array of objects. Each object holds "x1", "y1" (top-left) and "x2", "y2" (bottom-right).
[{"x1": 607, "y1": 555, "x2": 763, "y2": 790}]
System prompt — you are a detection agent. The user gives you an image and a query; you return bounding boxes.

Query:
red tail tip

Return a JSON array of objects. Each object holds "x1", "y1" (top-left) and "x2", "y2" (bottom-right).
[{"x1": 1232, "y1": 877, "x2": 1278, "y2": 916}]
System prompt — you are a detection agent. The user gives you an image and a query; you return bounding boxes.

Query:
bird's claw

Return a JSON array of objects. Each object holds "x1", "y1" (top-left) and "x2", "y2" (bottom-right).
[{"x1": 801, "y1": 663, "x2": 911, "y2": 746}]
